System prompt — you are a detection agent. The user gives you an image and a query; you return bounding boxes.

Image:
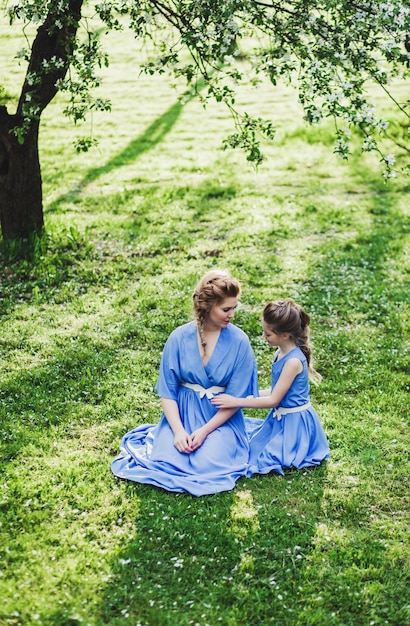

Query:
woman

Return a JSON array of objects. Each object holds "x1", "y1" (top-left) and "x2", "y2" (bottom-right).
[{"x1": 111, "y1": 269, "x2": 259, "y2": 496}]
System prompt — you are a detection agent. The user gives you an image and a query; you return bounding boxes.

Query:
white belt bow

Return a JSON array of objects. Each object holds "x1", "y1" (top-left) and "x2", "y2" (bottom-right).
[{"x1": 180, "y1": 382, "x2": 226, "y2": 399}]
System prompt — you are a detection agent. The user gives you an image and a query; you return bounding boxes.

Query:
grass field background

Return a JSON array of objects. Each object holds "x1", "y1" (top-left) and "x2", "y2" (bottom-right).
[{"x1": 1, "y1": 16, "x2": 409, "y2": 626}]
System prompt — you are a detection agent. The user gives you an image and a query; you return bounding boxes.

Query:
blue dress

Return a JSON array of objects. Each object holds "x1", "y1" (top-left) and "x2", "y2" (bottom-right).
[
  {"x1": 245, "y1": 346, "x2": 330, "y2": 476},
  {"x1": 111, "y1": 321, "x2": 259, "y2": 496}
]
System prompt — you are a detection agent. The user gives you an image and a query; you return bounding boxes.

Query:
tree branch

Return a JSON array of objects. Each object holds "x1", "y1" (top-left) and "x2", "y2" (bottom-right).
[{"x1": 17, "y1": 0, "x2": 84, "y2": 116}]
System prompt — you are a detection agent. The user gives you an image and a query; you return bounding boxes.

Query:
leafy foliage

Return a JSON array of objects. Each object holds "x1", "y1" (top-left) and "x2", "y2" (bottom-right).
[{"x1": 3, "y1": 0, "x2": 410, "y2": 173}]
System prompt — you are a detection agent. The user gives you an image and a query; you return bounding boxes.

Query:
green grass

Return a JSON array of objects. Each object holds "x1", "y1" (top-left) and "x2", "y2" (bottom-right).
[{"x1": 1, "y1": 19, "x2": 410, "y2": 626}]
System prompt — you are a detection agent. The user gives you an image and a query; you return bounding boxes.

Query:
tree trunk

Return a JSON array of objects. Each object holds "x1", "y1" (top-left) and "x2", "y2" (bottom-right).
[
  {"x1": 0, "y1": 107, "x2": 43, "y2": 239},
  {"x1": 0, "y1": 0, "x2": 83, "y2": 240}
]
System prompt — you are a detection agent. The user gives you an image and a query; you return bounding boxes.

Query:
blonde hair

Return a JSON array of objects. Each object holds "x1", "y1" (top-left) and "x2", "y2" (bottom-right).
[
  {"x1": 263, "y1": 298, "x2": 322, "y2": 382},
  {"x1": 192, "y1": 270, "x2": 241, "y2": 353}
]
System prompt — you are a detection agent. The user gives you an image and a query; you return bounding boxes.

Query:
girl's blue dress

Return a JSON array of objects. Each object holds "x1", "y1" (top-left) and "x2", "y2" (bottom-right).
[
  {"x1": 111, "y1": 321, "x2": 259, "y2": 496},
  {"x1": 245, "y1": 346, "x2": 330, "y2": 476}
]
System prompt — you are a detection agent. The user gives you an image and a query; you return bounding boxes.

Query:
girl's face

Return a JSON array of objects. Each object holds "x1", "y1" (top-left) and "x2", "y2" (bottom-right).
[
  {"x1": 206, "y1": 297, "x2": 238, "y2": 330},
  {"x1": 262, "y1": 319, "x2": 283, "y2": 347}
]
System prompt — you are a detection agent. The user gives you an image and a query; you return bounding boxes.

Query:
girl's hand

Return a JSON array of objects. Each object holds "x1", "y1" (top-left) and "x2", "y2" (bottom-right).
[
  {"x1": 190, "y1": 426, "x2": 208, "y2": 451},
  {"x1": 173, "y1": 429, "x2": 193, "y2": 454},
  {"x1": 210, "y1": 393, "x2": 238, "y2": 409}
]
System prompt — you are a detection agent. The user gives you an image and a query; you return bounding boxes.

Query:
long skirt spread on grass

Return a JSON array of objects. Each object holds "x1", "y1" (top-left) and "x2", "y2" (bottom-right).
[
  {"x1": 245, "y1": 346, "x2": 330, "y2": 477},
  {"x1": 111, "y1": 321, "x2": 259, "y2": 497}
]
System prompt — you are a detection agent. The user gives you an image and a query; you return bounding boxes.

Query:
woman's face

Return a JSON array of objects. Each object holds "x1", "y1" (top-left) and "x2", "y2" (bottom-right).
[{"x1": 206, "y1": 297, "x2": 238, "y2": 330}]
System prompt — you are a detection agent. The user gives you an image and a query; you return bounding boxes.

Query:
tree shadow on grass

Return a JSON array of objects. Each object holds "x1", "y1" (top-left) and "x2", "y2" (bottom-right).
[
  {"x1": 284, "y1": 170, "x2": 410, "y2": 625},
  {"x1": 0, "y1": 340, "x2": 124, "y2": 462},
  {"x1": 48, "y1": 82, "x2": 206, "y2": 213},
  {"x1": 297, "y1": 173, "x2": 410, "y2": 381},
  {"x1": 48, "y1": 101, "x2": 183, "y2": 212},
  {"x1": 2, "y1": 152, "x2": 409, "y2": 624},
  {"x1": 96, "y1": 467, "x2": 328, "y2": 626},
  {"x1": 96, "y1": 482, "x2": 238, "y2": 626}
]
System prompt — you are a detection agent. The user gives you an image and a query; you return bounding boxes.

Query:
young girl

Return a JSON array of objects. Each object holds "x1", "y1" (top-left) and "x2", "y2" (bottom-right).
[{"x1": 211, "y1": 298, "x2": 330, "y2": 476}]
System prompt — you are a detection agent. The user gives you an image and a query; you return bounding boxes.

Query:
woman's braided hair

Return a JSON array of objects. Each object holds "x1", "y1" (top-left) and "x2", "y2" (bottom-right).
[
  {"x1": 192, "y1": 270, "x2": 241, "y2": 354},
  {"x1": 263, "y1": 298, "x2": 321, "y2": 382}
]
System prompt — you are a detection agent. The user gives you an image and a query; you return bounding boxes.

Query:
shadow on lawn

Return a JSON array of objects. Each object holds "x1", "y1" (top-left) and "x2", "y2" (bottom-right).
[
  {"x1": 2, "y1": 157, "x2": 408, "y2": 624},
  {"x1": 96, "y1": 467, "x2": 328, "y2": 626},
  {"x1": 48, "y1": 81, "x2": 206, "y2": 213},
  {"x1": 48, "y1": 100, "x2": 183, "y2": 212},
  {"x1": 0, "y1": 340, "x2": 120, "y2": 461},
  {"x1": 66, "y1": 175, "x2": 410, "y2": 622},
  {"x1": 92, "y1": 166, "x2": 409, "y2": 625},
  {"x1": 282, "y1": 175, "x2": 410, "y2": 624}
]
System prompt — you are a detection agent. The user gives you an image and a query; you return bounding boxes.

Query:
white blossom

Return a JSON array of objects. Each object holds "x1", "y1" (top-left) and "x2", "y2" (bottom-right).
[{"x1": 384, "y1": 154, "x2": 395, "y2": 166}]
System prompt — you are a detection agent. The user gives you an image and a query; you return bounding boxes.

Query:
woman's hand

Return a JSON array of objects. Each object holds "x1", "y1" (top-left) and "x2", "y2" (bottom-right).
[
  {"x1": 173, "y1": 429, "x2": 193, "y2": 454},
  {"x1": 210, "y1": 393, "x2": 239, "y2": 409},
  {"x1": 190, "y1": 425, "x2": 209, "y2": 451}
]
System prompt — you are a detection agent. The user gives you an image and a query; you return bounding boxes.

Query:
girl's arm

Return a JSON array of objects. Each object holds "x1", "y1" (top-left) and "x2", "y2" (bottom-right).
[
  {"x1": 161, "y1": 398, "x2": 193, "y2": 453},
  {"x1": 211, "y1": 358, "x2": 303, "y2": 410}
]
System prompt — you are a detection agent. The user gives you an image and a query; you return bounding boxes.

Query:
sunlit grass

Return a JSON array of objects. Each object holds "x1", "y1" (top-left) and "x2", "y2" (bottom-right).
[{"x1": 1, "y1": 17, "x2": 409, "y2": 626}]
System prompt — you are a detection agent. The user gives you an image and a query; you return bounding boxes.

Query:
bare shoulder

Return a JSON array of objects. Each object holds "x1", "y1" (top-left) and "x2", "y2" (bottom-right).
[{"x1": 283, "y1": 357, "x2": 303, "y2": 375}]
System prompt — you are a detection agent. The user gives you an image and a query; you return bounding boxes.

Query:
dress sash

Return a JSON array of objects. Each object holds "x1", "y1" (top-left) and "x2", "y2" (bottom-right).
[
  {"x1": 180, "y1": 382, "x2": 226, "y2": 399},
  {"x1": 273, "y1": 402, "x2": 312, "y2": 421}
]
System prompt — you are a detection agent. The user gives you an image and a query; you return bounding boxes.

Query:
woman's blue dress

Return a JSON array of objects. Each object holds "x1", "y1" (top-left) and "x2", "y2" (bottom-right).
[
  {"x1": 111, "y1": 321, "x2": 259, "y2": 496},
  {"x1": 245, "y1": 346, "x2": 330, "y2": 476}
]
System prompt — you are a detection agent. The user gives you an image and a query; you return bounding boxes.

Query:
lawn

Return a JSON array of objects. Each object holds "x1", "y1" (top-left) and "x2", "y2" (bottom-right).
[{"x1": 0, "y1": 17, "x2": 409, "y2": 626}]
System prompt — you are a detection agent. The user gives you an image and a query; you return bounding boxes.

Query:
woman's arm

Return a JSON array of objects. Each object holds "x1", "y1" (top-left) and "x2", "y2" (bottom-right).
[
  {"x1": 190, "y1": 406, "x2": 238, "y2": 451},
  {"x1": 211, "y1": 358, "x2": 303, "y2": 410},
  {"x1": 161, "y1": 398, "x2": 193, "y2": 453}
]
